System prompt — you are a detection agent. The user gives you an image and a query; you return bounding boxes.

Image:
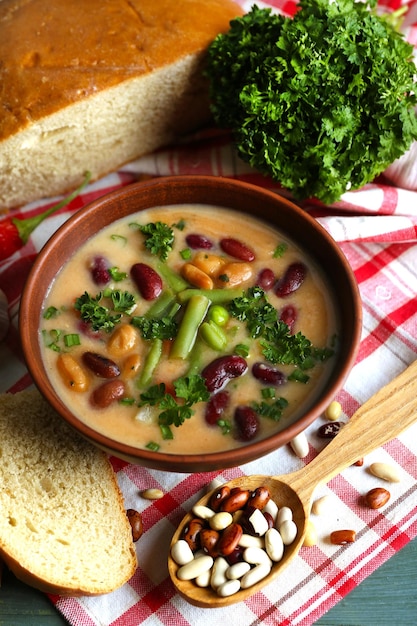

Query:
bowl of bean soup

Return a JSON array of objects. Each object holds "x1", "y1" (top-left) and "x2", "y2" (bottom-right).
[{"x1": 20, "y1": 176, "x2": 362, "y2": 471}]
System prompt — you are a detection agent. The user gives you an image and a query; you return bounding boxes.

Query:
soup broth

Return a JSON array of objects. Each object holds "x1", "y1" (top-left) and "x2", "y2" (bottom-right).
[{"x1": 40, "y1": 204, "x2": 338, "y2": 455}]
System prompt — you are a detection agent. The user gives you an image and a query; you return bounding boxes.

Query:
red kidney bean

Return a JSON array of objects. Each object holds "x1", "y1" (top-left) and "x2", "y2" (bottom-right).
[
  {"x1": 257, "y1": 268, "x2": 275, "y2": 291},
  {"x1": 205, "y1": 390, "x2": 230, "y2": 425},
  {"x1": 216, "y1": 522, "x2": 243, "y2": 556},
  {"x1": 220, "y1": 488, "x2": 251, "y2": 513},
  {"x1": 275, "y1": 262, "x2": 307, "y2": 297},
  {"x1": 220, "y1": 237, "x2": 255, "y2": 262},
  {"x1": 248, "y1": 486, "x2": 270, "y2": 510},
  {"x1": 91, "y1": 379, "x2": 125, "y2": 408},
  {"x1": 130, "y1": 262, "x2": 163, "y2": 300},
  {"x1": 279, "y1": 304, "x2": 298, "y2": 333},
  {"x1": 200, "y1": 528, "x2": 220, "y2": 557},
  {"x1": 202, "y1": 355, "x2": 248, "y2": 392},
  {"x1": 252, "y1": 362, "x2": 286, "y2": 386},
  {"x1": 210, "y1": 485, "x2": 231, "y2": 512},
  {"x1": 225, "y1": 546, "x2": 245, "y2": 565},
  {"x1": 183, "y1": 518, "x2": 205, "y2": 552},
  {"x1": 82, "y1": 351, "x2": 120, "y2": 378},
  {"x1": 317, "y1": 421, "x2": 343, "y2": 439},
  {"x1": 234, "y1": 406, "x2": 260, "y2": 441},
  {"x1": 185, "y1": 233, "x2": 214, "y2": 249},
  {"x1": 90, "y1": 255, "x2": 111, "y2": 285}
]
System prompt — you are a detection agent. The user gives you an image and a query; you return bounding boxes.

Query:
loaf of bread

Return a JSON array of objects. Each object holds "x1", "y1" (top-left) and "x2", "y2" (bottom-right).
[
  {"x1": 0, "y1": 0, "x2": 242, "y2": 209},
  {"x1": 0, "y1": 389, "x2": 137, "y2": 596}
]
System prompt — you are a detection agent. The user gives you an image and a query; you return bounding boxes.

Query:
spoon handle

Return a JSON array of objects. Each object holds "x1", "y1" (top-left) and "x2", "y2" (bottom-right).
[{"x1": 289, "y1": 360, "x2": 417, "y2": 502}]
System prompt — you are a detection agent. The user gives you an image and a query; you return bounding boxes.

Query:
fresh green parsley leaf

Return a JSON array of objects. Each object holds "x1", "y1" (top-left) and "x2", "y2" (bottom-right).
[
  {"x1": 173, "y1": 375, "x2": 210, "y2": 405},
  {"x1": 260, "y1": 321, "x2": 334, "y2": 369},
  {"x1": 139, "y1": 376, "x2": 210, "y2": 436},
  {"x1": 105, "y1": 289, "x2": 136, "y2": 314},
  {"x1": 131, "y1": 315, "x2": 178, "y2": 340},
  {"x1": 74, "y1": 291, "x2": 122, "y2": 332},
  {"x1": 252, "y1": 397, "x2": 289, "y2": 422},
  {"x1": 229, "y1": 286, "x2": 277, "y2": 338},
  {"x1": 137, "y1": 221, "x2": 175, "y2": 261}
]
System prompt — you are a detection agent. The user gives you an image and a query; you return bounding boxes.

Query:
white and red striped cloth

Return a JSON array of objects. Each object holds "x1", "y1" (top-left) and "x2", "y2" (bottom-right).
[{"x1": 1, "y1": 1, "x2": 417, "y2": 624}]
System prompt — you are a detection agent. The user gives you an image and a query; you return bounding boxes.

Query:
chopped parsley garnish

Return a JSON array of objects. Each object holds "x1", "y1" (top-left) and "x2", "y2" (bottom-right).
[
  {"x1": 229, "y1": 287, "x2": 334, "y2": 381},
  {"x1": 139, "y1": 375, "x2": 210, "y2": 440},
  {"x1": 137, "y1": 221, "x2": 175, "y2": 261},
  {"x1": 252, "y1": 396, "x2": 289, "y2": 422},
  {"x1": 273, "y1": 243, "x2": 287, "y2": 258},
  {"x1": 131, "y1": 315, "x2": 178, "y2": 340},
  {"x1": 229, "y1": 286, "x2": 277, "y2": 338},
  {"x1": 74, "y1": 290, "x2": 135, "y2": 332}
]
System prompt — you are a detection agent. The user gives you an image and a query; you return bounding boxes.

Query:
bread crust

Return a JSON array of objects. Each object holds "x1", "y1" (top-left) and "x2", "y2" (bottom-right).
[
  {"x1": 0, "y1": 389, "x2": 137, "y2": 596},
  {"x1": 0, "y1": 0, "x2": 243, "y2": 209}
]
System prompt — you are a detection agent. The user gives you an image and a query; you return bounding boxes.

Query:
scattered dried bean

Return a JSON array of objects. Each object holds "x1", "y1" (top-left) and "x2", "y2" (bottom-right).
[
  {"x1": 330, "y1": 529, "x2": 356, "y2": 545},
  {"x1": 369, "y1": 462, "x2": 400, "y2": 483},
  {"x1": 126, "y1": 509, "x2": 143, "y2": 542},
  {"x1": 324, "y1": 400, "x2": 342, "y2": 421},
  {"x1": 317, "y1": 421, "x2": 344, "y2": 439},
  {"x1": 364, "y1": 487, "x2": 390, "y2": 509}
]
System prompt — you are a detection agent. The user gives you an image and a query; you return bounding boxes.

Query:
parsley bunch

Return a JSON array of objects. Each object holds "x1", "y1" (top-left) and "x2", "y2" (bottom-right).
[{"x1": 206, "y1": 0, "x2": 417, "y2": 203}]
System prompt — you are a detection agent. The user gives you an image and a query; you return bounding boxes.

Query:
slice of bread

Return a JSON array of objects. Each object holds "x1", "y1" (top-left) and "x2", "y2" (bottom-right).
[
  {"x1": 0, "y1": 0, "x2": 242, "y2": 209},
  {"x1": 0, "y1": 389, "x2": 137, "y2": 596}
]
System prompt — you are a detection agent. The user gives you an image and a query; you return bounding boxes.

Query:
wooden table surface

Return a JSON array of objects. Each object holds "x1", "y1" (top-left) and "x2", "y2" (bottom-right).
[{"x1": 0, "y1": 535, "x2": 416, "y2": 626}]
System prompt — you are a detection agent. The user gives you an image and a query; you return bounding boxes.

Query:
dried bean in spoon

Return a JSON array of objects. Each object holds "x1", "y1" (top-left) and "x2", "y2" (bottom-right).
[{"x1": 168, "y1": 360, "x2": 417, "y2": 608}]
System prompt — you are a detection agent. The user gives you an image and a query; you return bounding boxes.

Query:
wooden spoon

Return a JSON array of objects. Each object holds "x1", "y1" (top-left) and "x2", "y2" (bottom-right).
[{"x1": 168, "y1": 359, "x2": 417, "y2": 607}]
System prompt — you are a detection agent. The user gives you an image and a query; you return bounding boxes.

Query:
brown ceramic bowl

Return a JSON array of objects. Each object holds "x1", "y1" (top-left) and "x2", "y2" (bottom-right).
[{"x1": 20, "y1": 176, "x2": 362, "y2": 472}]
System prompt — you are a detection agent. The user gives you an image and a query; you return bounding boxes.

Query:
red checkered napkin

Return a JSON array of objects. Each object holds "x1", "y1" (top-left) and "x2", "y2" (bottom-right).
[{"x1": 1, "y1": 1, "x2": 417, "y2": 624}]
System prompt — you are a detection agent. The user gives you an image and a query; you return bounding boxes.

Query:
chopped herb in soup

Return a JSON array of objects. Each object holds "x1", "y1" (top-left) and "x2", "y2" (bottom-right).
[{"x1": 40, "y1": 205, "x2": 338, "y2": 454}]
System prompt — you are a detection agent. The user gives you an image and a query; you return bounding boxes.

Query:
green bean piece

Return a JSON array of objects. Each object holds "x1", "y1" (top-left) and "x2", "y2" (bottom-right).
[
  {"x1": 139, "y1": 338, "x2": 163, "y2": 386},
  {"x1": 177, "y1": 288, "x2": 243, "y2": 305},
  {"x1": 157, "y1": 262, "x2": 189, "y2": 293},
  {"x1": 170, "y1": 294, "x2": 210, "y2": 359},
  {"x1": 200, "y1": 320, "x2": 227, "y2": 351},
  {"x1": 145, "y1": 290, "x2": 176, "y2": 318}
]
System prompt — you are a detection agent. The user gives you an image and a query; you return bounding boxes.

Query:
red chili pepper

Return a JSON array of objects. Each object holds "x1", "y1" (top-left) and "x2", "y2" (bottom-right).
[{"x1": 0, "y1": 171, "x2": 91, "y2": 262}]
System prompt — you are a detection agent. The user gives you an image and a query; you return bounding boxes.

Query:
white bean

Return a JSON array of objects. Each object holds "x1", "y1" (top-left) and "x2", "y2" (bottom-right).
[
  {"x1": 263, "y1": 498, "x2": 279, "y2": 522},
  {"x1": 226, "y1": 561, "x2": 251, "y2": 580},
  {"x1": 290, "y1": 431, "x2": 309, "y2": 458},
  {"x1": 248, "y1": 508, "x2": 269, "y2": 537},
  {"x1": 325, "y1": 400, "x2": 342, "y2": 421},
  {"x1": 276, "y1": 506, "x2": 292, "y2": 526},
  {"x1": 238, "y1": 533, "x2": 265, "y2": 549},
  {"x1": 192, "y1": 504, "x2": 215, "y2": 520},
  {"x1": 170, "y1": 539, "x2": 194, "y2": 566},
  {"x1": 176, "y1": 555, "x2": 213, "y2": 580},
  {"x1": 196, "y1": 568, "x2": 211, "y2": 587},
  {"x1": 369, "y1": 462, "x2": 401, "y2": 483},
  {"x1": 209, "y1": 511, "x2": 233, "y2": 531},
  {"x1": 240, "y1": 563, "x2": 271, "y2": 589},
  {"x1": 311, "y1": 495, "x2": 332, "y2": 516},
  {"x1": 217, "y1": 578, "x2": 241, "y2": 597},
  {"x1": 279, "y1": 519, "x2": 298, "y2": 545},
  {"x1": 206, "y1": 477, "x2": 225, "y2": 492},
  {"x1": 265, "y1": 527, "x2": 284, "y2": 562},
  {"x1": 210, "y1": 556, "x2": 229, "y2": 590},
  {"x1": 243, "y1": 546, "x2": 272, "y2": 567}
]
